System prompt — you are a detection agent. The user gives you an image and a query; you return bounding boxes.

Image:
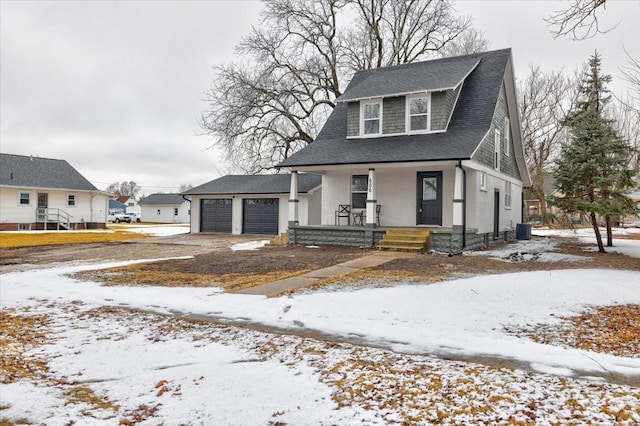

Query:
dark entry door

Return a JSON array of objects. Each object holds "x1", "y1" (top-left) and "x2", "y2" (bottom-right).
[
  {"x1": 494, "y1": 189, "x2": 500, "y2": 239},
  {"x1": 243, "y1": 198, "x2": 279, "y2": 234},
  {"x1": 417, "y1": 172, "x2": 442, "y2": 225}
]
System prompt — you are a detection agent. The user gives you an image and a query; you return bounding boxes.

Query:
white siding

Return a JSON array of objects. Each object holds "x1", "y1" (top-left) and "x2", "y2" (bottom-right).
[{"x1": 141, "y1": 201, "x2": 190, "y2": 224}]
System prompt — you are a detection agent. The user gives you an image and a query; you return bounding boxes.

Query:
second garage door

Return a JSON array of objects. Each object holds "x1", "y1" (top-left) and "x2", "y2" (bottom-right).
[{"x1": 243, "y1": 198, "x2": 279, "y2": 234}]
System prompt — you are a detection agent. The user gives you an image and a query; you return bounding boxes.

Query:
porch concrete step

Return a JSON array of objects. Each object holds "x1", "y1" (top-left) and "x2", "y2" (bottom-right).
[
  {"x1": 377, "y1": 229, "x2": 431, "y2": 253},
  {"x1": 267, "y1": 231, "x2": 289, "y2": 247},
  {"x1": 377, "y1": 244, "x2": 425, "y2": 252}
]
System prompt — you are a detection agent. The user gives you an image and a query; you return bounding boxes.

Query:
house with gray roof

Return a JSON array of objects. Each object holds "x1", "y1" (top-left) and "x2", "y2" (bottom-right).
[
  {"x1": 183, "y1": 174, "x2": 321, "y2": 234},
  {"x1": 277, "y1": 48, "x2": 531, "y2": 251},
  {"x1": 138, "y1": 193, "x2": 191, "y2": 224},
  {"x1": 0, "y1": 153, "x2": 110, "y2": 230}
]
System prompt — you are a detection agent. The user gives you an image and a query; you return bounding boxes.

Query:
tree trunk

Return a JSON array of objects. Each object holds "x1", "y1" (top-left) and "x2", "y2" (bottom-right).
[
  {"x1": 590, "y1": 211, "x2": 606, "y2": 253},
  {"x1": 605, "y1": 215, "x2": 613, "y2": 247}
]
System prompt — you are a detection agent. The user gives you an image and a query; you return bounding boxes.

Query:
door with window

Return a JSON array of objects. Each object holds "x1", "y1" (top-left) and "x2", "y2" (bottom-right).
[
  {"x1": 37, "y1": 193, "x2": 48, "y2": 221},
  {"x1": 417, "y1": 172, "x2": 442, "y2": 225}
]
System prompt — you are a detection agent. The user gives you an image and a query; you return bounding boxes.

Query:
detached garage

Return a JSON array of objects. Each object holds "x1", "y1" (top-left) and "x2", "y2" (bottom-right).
[{"x1": 183, "y1": 174, "x2": 321, "y2": 235}]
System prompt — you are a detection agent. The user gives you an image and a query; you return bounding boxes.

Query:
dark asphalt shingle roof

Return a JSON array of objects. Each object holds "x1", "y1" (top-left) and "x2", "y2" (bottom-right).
[
  {"x1": 183, "y1": 173, "x2": 321, "y2": 195},
  {"x1": 278, "y1": 49, "x2": 511, "y2": 168},
  {"x1": 0, "y1": 153, "x2": 99, "y2": 191},
  {"x1": 337, "y1": 55, "x2": 480, "y2": 101},
  {"x1": 139, "y1": 193, "x2": 187, "y2": 205}
]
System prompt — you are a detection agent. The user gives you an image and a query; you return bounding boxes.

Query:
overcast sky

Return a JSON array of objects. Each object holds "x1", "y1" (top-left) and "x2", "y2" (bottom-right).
[{"x1": 1, "y1": 1, "x2": 638, "y2": 196}]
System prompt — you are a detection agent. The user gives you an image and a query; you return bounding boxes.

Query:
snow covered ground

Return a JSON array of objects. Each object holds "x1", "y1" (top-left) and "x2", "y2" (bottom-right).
[{"x1": 1, "y1": 233, "x2": 639, "y2": 424}]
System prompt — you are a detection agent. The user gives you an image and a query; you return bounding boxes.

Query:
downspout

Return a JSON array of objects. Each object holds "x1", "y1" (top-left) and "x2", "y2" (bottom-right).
[
  {"x1": 182, "y1": 195, "x2": 191, "y2": 229},
  {"x1": 449, "y1": 160, "x2": 467, "y2": 256}
]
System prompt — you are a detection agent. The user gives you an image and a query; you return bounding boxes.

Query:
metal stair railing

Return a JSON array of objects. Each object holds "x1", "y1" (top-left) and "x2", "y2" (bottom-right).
[{"x1": 36, "y1": 208, "x2": 73, "y2": 230}]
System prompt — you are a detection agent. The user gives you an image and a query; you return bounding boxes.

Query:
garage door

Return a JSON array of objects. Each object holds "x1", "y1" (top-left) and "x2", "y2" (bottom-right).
[
  {"x1": 243, "y1": 198, "x2": 279, "y2": 234},
  {"x1": 200, "y1": 199, "x2": 232, "y2": 232}
]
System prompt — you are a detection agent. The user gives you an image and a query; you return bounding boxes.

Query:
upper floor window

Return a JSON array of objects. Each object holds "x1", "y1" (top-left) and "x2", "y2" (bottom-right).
[
  {"x1": 19, "y1": 192, "x2": 30, "y2": 205},
  {"x1": 494, "y1": 129, "x2": 501, "y2": 170},
  {"x1": 408, "y1": 95, "x2": 430, "y2": 132},
  {"x1": 67, "y1": 194, "x2": 76, "y2": 207},
  {"x1": 503, "y1": 117, "x2": 510, "y2": 157},
  {"x1": 361, "y1": 101, "x2": 381, "y2": 135}
]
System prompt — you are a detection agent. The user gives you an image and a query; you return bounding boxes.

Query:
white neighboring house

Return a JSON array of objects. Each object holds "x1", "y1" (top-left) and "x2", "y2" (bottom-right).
[
  {"x1": 115, "y1": 195, "x2": 141, "y2": 215},
  {"x1": 0, "y1": 153, "x2": 110, "y2": 230},
  {"x1": 138, "y1": 193, "x2": 190, "y2": 223}
]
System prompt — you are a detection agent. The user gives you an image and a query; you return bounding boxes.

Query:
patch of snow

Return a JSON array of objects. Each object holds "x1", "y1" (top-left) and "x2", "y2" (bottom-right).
[{"x1": 230, "y1": 240, "x2": 269, "y2": 251}]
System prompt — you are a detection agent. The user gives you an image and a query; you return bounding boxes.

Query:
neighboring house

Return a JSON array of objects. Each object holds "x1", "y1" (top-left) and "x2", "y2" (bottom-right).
[
  {"x1": 277, "y1": 48, "x2": 531, "y2": 251},
  {"x1": 138, "y1": 193, "x2": 190, "y2": 223},
  {"x1": 0, "y1": 153, "x2": 110, "y2": 230},
  {"x1": 108, "y1": 199, "x2": 127, "y2": 214},
  {"x1": 115, "y1": 195, "x2": 141, "y2": 215},
  {"x1": 183, "y1": 174, "x2": 321, "y2": 235}
]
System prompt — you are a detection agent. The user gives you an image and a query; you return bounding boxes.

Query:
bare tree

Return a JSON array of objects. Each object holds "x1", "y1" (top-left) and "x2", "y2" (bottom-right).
[
  {"x1": 519, "y1": 65, "x2": 577, "y2": 223},
  {"x1": 179, "y1": 184, "x2": 194, "y2": 193},
  {"x1": 619, "y1": 47, "x2": 640, "y2": 110},
  {"x1": 200, "y1": 0, "x2": 483, "y2": 173},
  {"x1": 439, "y1": 27, "x2": 490, "y2": 58},
  {"x1": 106, "y1": 181, "x2": 140, "y2": 199},
  {"x1": 545, "y1": 0, "x2": 615, "y2": 40},
  {"x1": 607, "y1": 97, "x2": 640, "y2": 173}
]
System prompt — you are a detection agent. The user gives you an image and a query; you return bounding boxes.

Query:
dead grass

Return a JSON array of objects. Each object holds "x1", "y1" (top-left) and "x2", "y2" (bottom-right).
[
  {"x1": 0, "y1": 231, "x2": 149, "y2": 248},
  {"x1": 0, "y1": 309, "x2": 51, "y2": 384},
  {"x1": 71, "y1": 264, "x2": 313, "y2": 292},
  {"x1": 514, "y1": 304, "x2": 640, "y2": 358}
]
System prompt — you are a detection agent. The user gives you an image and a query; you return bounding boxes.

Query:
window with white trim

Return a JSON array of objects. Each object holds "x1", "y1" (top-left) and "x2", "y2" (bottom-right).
[
  {"x1": 351, "y1": 175, "x2": 368, "y2": 209},
  {"x1": 505, "y1": 181, "x2": 512, "y2": 209},
  {"x1": 19, "y1": 192, "x2": 30, "y2": 205},
  {"x1": 479, "y1": 172, "x2": 487, "y2": 191},
  {"x1": 503, "y1": 117, "x2": 510, "y2": 157},
  {"x1": 494, "y1": 129, "x2": 501, "y2": 170},
  {"x1": 67, "y1": 194, "x2": 76, "y2": 207},
  {"x1": 361, "y1": 101, "x2": 381, "y2": 135},
  {"x1": 407, "y1": 94, "x2": 430, "y2": 132}
]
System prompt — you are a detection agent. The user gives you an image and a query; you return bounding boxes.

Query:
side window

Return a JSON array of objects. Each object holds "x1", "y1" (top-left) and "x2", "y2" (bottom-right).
[
  {"x1": 503, "y1": 117, "x2": 510, "y2": 157},
  {"x1": 505, "y1": 181, "x2": 512, "y2": 209},
  {"x1": 19, "y1": 192, "x2": 30, "y2": 205},
  {"x1": 479, "y1": 172, "x2": 487, "y2": 191},
  {"x1": 67, "y1": 194, "x2": 76, "y2": 207},
  {"x1": 361, "y1": 101, "x2": 381, "y2": 135},
  {"x1": 351, "y1": 175, "x2": 368, "y2": 209},
  {"x1": 174, "y1": 208, "x2": 179, "y2": 216},
  {"x1": 494, "y1": 129, "x2": 501, "y2": 170}
]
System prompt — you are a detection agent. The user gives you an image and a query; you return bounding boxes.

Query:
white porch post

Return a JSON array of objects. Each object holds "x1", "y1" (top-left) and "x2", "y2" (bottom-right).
[
  {"x1": 288, "y1": 171, "x2": 299, "y2": 226},
  {"x1": 365, "y1": 168, "x2": 377, "y2": 227}
]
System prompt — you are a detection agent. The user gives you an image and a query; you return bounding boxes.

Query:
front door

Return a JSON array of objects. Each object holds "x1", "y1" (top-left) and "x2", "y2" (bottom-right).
[{"x1": 417, "y1": 172, "x2": 442, "y2": 225}]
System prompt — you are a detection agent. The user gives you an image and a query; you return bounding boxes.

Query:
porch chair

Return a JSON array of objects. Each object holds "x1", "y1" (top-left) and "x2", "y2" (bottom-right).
[{"x1": 335, "y1": 204, "x2": 351, "y2": 225}]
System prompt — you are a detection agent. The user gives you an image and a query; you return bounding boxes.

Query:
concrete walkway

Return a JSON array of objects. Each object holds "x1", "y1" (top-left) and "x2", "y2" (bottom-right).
[{"x1": 236, "y1": 251, "x2": 413, "y2": 296}]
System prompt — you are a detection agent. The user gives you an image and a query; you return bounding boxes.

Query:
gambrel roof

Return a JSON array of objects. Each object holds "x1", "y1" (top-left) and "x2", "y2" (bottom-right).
[
  {"x1": 278, "y1": 49, "x2": 519, "y2": 169},
  {"x1": 0, "y1": 153, "x2": 99, "y2": 191},
  {"x1": 183, "y1": 173, "x2": 321, "y2": 195}
]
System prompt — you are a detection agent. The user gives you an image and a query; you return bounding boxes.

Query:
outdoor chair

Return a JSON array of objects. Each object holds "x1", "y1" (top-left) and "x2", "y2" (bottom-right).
[{"x1": 335, "y1": 204, "x2": 351, "y2": 225}]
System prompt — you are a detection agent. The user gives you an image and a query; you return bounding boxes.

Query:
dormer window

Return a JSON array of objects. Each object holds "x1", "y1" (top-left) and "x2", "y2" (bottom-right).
[
  {"x1": 361, "y1": 100, "x2": 381, "y2": 135},
  {"x1": 407, "y1": 94, "x2": 431, "y2": 132}
]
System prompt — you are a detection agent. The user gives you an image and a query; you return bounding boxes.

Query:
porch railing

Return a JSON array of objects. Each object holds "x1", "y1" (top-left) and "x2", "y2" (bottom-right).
[{"x1": 36, "y1": 208, "x2": 73, "y2": 230}]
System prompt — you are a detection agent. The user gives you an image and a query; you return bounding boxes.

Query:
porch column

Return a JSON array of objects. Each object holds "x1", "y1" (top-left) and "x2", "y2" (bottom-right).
[
  {"x1": 365, "y1": 168, "x2": 377, "y2": 228},
  {"x1": 288, "y1": 171, "x2": 299, "y2": 226}
]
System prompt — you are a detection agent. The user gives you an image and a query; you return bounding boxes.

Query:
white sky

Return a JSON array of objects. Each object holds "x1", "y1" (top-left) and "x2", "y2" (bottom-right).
[{"x1": 1, "y1": 0, "x2": 638, "y2": 196}]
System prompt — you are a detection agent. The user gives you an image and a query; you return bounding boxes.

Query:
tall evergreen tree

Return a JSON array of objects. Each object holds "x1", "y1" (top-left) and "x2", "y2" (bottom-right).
[{"x1": 551, "y1": 53, "x2": 638, "y2": 253}]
